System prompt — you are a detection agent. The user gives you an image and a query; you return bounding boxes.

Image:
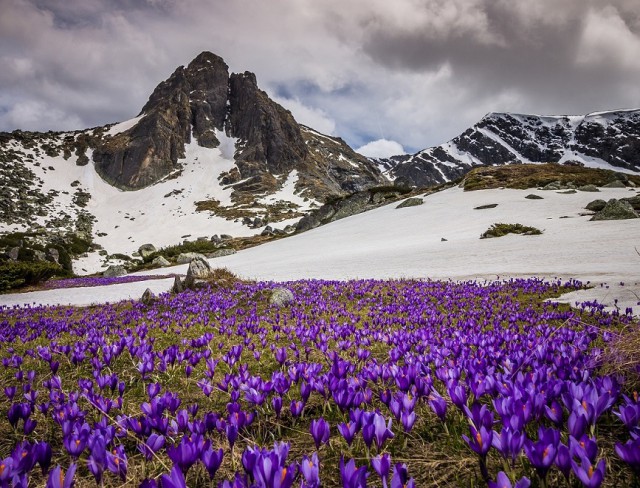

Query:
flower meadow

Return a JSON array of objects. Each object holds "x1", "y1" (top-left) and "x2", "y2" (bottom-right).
[
  {"x1": 1, "y1": 278, "x2": 639, "y2": 487},
  {"x1": 41, "y1": 275, "x2": 177, "y2": 291}
]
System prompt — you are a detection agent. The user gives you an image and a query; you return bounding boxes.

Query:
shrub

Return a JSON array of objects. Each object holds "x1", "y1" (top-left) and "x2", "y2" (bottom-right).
[
  {"x1": 0, "y1": 261, "x2": 63, "y2": 291},
  {"x1": 480, "y1": 223, "x2": 542, "y2": 239}
]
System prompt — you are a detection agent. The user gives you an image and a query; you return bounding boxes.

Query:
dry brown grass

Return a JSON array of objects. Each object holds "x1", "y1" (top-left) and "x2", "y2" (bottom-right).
[{"x1": 463, "y1": 163, "x2": 640, "y2": 191}]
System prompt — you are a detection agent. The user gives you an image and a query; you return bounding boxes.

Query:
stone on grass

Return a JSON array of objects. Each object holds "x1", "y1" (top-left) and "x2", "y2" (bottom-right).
[
  {"x1": 585, "y1": 199, "x2": 607, "y2": 212},
  {"x1": 184, "y1": 256, "x2": 212, "y2": 288},
  {"x1": 578, "y1": 184, "x2": 599, "y2": 192},
  {"x1": 396, "y1": 197, "x2": 423, "y2": 209},
  {"x1": 603, "y1": 180, "x2": 626, "y2": 188},
  {"x1": 103, "y1": 265, "x2": 127, "y2": 277},
  {"x1": 176, "y1": 252, "x2": 207, "y2": 264},
  {"x1": 590, "y1": 199, "x2": 639, "y2": 221},
  {"x1": 171, "y1": 276, "x2": 184, "y2": 294},
  {"x1": 141, "y1": 288, "x2": 155, "y2": 305},
  {"x1": 138, "y1": 244, "x2": 157, "y2": 260},
  {"x1": 152, "y1": 256, "x2": 171, "y2": 267},
  {"x1": 269, "y1": 287, "x2": 294, "y2": 307}
]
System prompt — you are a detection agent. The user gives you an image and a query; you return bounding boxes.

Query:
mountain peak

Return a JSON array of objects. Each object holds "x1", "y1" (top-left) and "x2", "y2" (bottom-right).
[{"x1": 188, "y1": 51, "x2": 228, "y2": 70}]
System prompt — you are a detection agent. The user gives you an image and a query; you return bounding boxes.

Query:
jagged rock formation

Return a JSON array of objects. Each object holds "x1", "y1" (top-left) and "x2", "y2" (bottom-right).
[
  {"x1": 380, "y1": 110, "x2": 640, "y2": 187},
  {"x1": 91, "y1": 51, "x2": 385, "y2": 198}
]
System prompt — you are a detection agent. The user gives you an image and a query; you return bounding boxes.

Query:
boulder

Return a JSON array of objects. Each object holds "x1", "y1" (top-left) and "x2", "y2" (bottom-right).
[
  {"x1": 585, "y1": 199, "x2": 607, "y2": 212},
  {"x1": 621, "y1": 195, "x2": 640, "y2": 211},
  {"x1": 220, "y1": 234, "x2": 233, "y2": 241},
  {"x1": 396, "y1": 197, "x2": 424, "y2": 209},
  {"x1": 269, "y1": 287, "x2": 294, "y2": 307},
  {"x1": 206, "y1": 249, "x2": 236, "y2": 258},
  {"x1": 557, "y1": 189, "x2": 577, "y2": 194},
  {"x1": 184, "y1": 256, "x2": 212, "y2": 288},
  {"x1": 590, "y1": 199, "x2": 639, "y2": 221},
  {"x1": 176, "y1": 252, "x2": 208, "y2": 264},
  {"x1": 138, "y1": 243, "x2": 157, "y2": 260},
  {"x1": 474, "y1": 203, "x2": 498, "y2": 210},
  {"x1": 525, "y1": 194, "x2": 543, "y2": 200},
  {"x1": 603, "y1": 180, "x2": 626, "y2": 188},
  {"x1": 103, "y1": 265, "x2": 127, "y2": 277},
  {"x1": 33, "y1": 250, "x2": 47, "y2": 261},
  {"x1": 8, "y1": 247, "x2": 19, "y2": 261},
  {"x1": 171, "y1": 276, "x2": 184, "y2": 294},
  {"x1": 541, "y1": 181, "x2": 564, "y2": 191},
  {"x1": 578, "y1": 184, "x2": 599, "y2": 192},
  {"x1": 141, "y1": 288, "x2": 156, "y2": 305},
  {"x1": 46, "y1": 248, "x2": 60, "y2": 264},
  {"x1": 152, "y1": 256, "x2": 171, "y2": 267}
]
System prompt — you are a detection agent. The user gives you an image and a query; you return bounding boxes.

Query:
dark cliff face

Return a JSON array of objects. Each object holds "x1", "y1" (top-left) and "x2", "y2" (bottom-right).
[
  {"x1": 382, "y1": 110, "x2": 640, "y2": 188},
  {"x1": 90, "y1": 51, "x2": 384, "y2": 197},
  {"x1": 93, "y1": 52, "x2": 231, "y2": 189}
]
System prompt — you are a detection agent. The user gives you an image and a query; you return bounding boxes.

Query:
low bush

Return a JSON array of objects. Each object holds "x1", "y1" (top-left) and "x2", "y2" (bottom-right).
[
  {"x1": 0, "y1": 261, "x2": 63, "y2": 291},
  {"x1": 480, "y1": 223, "x2": 542, "y2": 239}
]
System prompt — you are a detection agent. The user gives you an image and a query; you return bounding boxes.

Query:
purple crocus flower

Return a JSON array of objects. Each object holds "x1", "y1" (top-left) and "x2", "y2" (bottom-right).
[
  {"x1": 524, "y1": 427, "x2": 560, "y2": 479},
  {"x1": 106, "y1": 445, "x2": 127, "y2": 480},
  {"x1": 160, "y1": 466, "x2": 187, "y2": 488},
  {"x1": 487, "y1": 471, "x2": 530, "y2": 488},
  {"x1": 338, "y1": 421, "x2": 358, "y2": 446},
  {"x1": 167, "y1": 436, "x2": 200, "y2": 474},
  {"x1": 300, "y1": 452, "x2": 320, "y2": 488},
  {"x1": 400, "y1": 411, "x2": 416, "y2": 433},
  {"x1": 139, "y1": 434, "x2": 165, "y2": 461},
  {"x1": 571, "y1": 455, "x2": 606, "y2": 488},
  {"x1": 615, "y1": 437, "x2": 640, "y2": 475},
  {"x1": 428, "y1": 391, "x2": 447, "y2": 421},
  {"x1": 463, "y1": 425, "x2": 492, "y2": 456},
  {"x1": 370, "y1": 413, "x2": 394, "y2": 451},
  {"x1": 555, "y1": 443, "x2": 572, "y2": 482},
  {"x1": 34, "y1": 441, "x2": 52, "y2": 475},
  {"x1": 340, "y1": 457, "x2": 368, "y2": 488},
  {"x1": 201, "y1": 447, "x2": 224, "y2": 479},
  {"x1": 310, "y1": 418, "x2": 330, "y2": 449},
  {"x1": 371, "y1": 453, "x2": 391, "y2": 488},
  {"x1": 390, "y1": 463, "x2": 415, "y2": 488},
  {"x1": 46, "y1": 464, "x2": 76, "y2": 488}
]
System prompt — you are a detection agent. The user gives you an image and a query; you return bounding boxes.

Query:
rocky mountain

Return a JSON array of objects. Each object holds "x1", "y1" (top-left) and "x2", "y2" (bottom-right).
[
  {"x1": 0, "y1": 52, "x2": 386, "y2": 272},
  {"x1": 379, "y1": 109, "x2": 640, "y2": 187}
]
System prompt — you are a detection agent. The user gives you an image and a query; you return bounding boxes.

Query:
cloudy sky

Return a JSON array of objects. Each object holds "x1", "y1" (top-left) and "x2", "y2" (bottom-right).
[{"x1": 1, "y1": 0, "x2": 640, "y2": 156}]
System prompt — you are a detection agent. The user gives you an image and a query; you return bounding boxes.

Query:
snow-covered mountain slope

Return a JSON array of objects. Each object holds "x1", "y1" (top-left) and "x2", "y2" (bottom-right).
[
  {"x1": 0, "y1": 52, "x2": 386, "y2": 271},
  {"x1": 4, "y1": 185, "x2": 638, "y2": 313},
  {"x1": 380, "y1": 109, "x2": 640, "y2": 187}
]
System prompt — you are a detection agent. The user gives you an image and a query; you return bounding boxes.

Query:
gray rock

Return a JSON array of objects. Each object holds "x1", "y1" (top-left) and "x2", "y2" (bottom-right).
[
  {"x1": 46, "y1": 248, "x2": 60, "y2": 264},
  {"x1": 269, "y1": 287, "x2": 294, "y2": 307},
  {"x1": 590, "y1": 199, "x2": 639, "y2": 221},
  {"x1": 603, "y1": 180, "x2": 627, "y2": 188},
  {"x1": 441, "y1": 237, "x2": 448, "y2": 242},
  {"x1": 220, "y1": 234, "x2": 233, "y2": 241},
  {"x1": 557, "y1": 189, "x2": 577, "y2": 194},
  {"x1": 541, "y1": 181, "x2": 564, "y2": 191},
  {"x1": 171, "y1": 276, "x2": 184, "y2": 293},
  {"x1": 184, "y1": 256, "x2": 212, "y2": 288},
  {"x1": 525, "y1": 194, "x2": 544, "y2": 200},
  {"x1": 396, "y1": 197, "x2": 424, "y2": 209},
  {"x1": 621, "y1": 195, "x2": 640, "y2": 211},
  {"x1": 103, "y1": 265, "x2": 127, "y2": 277},
  {"x1": 141, "y1": 288, "x2": 156, "y2": 305},
  {"x1": 176, "y1": 252, "x2": 208, "y2": 264},
  {"x1": 211, "y1": 235, "x2": 221, "y2": 244},
  {"x1": 138, "y1": 244, "x2": 157, "y2": 260},
  {"x1": 474, "y1": 203, "x2": 498, "y2": 210},
  {"x1": 261, "y1": 226, "x2": 274, "y2": 236},
  {"x1": 152, "y1": 255, "x2": 171, "y2": 267},
  {"x1": 585, "y1": 199, "x2": 607, "y2": 212},
  {"x1": 578, "y1": 184, "x2": 599, "y2": 192},
  {"x1": 33, "y1": 250, "x2": 47, "y2": 261},
  {"x1": 8, "y1": 247, "x2": 20, "y2": 261},
  {"x1": 206, "y1": 249, "x2": 236, "y2": 258}
]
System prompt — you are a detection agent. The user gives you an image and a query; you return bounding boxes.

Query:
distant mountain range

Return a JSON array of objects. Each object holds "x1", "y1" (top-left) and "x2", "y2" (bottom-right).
[
  {"x1": 0, "y1": 51, "x2": 639, "y2": 272},
  {"x1": 377, "y1": 109, "x2": 640, "y2": 187}
]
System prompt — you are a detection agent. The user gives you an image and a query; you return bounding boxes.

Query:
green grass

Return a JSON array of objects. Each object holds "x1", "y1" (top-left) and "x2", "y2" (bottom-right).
[{"x1": 480, "y1": 223, "x2": 542, "y2": 239}]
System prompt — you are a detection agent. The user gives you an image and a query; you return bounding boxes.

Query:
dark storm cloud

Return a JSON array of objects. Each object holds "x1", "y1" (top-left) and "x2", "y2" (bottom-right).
[{"x1": 1, "y1": 0, "x2": 639, "y2": 154}]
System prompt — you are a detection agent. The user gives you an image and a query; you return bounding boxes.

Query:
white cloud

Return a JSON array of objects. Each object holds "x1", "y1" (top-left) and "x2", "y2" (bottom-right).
[
  {"x1": 356, "y1": 139, "x2": 405, "y2": 158},
  {"x1": 272, "y1": 96, "x2": 336, "y2": 135}
]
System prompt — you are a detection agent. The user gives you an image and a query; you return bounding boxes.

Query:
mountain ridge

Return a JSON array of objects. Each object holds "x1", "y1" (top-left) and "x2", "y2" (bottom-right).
[{"x1": 379, "y1": 108, "x2": 640, "y2": 187}]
